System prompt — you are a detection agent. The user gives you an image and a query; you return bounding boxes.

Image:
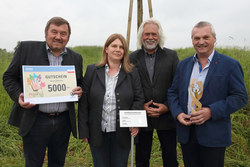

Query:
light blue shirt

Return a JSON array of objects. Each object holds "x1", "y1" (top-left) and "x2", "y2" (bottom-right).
[
  {"x1": 187, "y1": 50, "x2": 215, "y2": 115},
  {"x1": 102, "y1": 64, "x2": 121, "y2": 132}
]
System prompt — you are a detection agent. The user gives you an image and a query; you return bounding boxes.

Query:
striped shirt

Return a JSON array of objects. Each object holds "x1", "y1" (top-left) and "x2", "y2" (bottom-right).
[
  {"x1": 101, "y1": 64, "x2": 120, "y2": 132},
  {"x1": 39, "y1": 45, "x2": 69, "y2": 113}
]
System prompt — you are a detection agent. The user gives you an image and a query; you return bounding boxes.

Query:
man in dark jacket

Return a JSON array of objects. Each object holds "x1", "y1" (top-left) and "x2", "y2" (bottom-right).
[
  {"x1": 168, "y1": 21, "x2": 248, "y2": 167},
  {"x1": 3, "y1": 17, "x2": 83, "y2": 167},
  {"x1": 130, "y1": 18, "x2": 179, "y2": 167}
]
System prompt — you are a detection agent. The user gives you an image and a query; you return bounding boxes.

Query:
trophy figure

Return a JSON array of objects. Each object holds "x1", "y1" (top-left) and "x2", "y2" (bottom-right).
[{"x1": 190, "y1": 78, "x2": 203, "y2": 113}]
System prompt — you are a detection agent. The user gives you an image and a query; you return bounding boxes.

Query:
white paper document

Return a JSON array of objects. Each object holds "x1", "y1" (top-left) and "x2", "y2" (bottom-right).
[{"x1": 119, "y1": 110, "x2": 148, "y2": 127}]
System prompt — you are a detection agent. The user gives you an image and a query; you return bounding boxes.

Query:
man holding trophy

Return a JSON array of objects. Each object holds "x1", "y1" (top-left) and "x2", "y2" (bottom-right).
[{"x1": 167, "y1": 21, "x2": 248, "y2": 167}]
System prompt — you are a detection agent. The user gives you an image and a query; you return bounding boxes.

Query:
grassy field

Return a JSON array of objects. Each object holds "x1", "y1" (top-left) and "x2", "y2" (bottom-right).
[{"x1": 0, "y1": 46, "x2": 249, "y2": 167}]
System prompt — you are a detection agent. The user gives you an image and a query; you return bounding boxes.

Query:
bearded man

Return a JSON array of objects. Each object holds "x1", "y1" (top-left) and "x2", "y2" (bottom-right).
[{"x1": 130, "y1": 18, "x2": 179, "y2": 167}]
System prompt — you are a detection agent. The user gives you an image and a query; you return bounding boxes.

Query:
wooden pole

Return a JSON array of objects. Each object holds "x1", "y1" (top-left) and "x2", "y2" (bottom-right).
[
  {"x1": 126, "y1": 0, "x2": 133, "y2": 50},
  {"x1": 130, "y1": 135, "x2": 134, "y2": 167},
  {"x1": 148, "y1": 0, "x2": 153, "y2": 18},
  {"x1": 137, "y1": 0, "x2": 143, "y2": 31},
  {"x1": 126, "y1": 0, "x2": 153, "y2": 50}
]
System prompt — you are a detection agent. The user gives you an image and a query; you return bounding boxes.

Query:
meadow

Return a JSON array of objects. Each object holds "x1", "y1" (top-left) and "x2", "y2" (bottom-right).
[{"x1": 0, "y1": 46, "x2": 249, "y2": 167}]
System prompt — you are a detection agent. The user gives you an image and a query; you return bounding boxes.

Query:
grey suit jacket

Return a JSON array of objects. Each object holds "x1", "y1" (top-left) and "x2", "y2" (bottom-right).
[
  {"x1": 78, "y1": 64, "x2": 144, "y2": 148},
  {"x1": 130, "y1": 46, "x2": 179, "y2": 130},
  {"x1": 3, "y1": 41, "x2": 83, "y2": 138}
]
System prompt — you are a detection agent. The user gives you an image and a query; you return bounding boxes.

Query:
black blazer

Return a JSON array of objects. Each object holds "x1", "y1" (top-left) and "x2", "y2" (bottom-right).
[
  {"x1": 78, "y1": 64, "x2": 144, "y2": 148},
  {"x1": 130, "y1": 47, "x2": 179, "y2": 130},
  {"x1": 3, "y1": 41, "x2": 83, "y2": 138}
]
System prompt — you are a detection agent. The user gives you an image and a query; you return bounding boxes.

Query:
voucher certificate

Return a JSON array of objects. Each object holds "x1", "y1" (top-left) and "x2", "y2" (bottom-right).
[
  {"x1": 22, "y1": 65, "x2": 78, "y2": 104},
  {"x1": 119, "y1": 110, "x2": 148, "y2": 127}
]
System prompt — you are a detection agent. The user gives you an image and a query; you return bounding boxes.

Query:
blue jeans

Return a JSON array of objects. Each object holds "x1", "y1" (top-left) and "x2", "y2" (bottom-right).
[
  {"x1": 90, "y1": 132, "x2": 130, "y2": 167},
  {"x1": 23, "y1": 111, "x2": 71, "y2": 167}
]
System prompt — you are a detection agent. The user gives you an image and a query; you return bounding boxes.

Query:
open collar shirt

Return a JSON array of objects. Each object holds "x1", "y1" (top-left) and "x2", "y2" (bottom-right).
[
  {"x1": 144, "y1": 47, "x2": 158, "y2": 83},
  {"x1": 187, "y1": 50, "x2": 215, "y2": 115}
]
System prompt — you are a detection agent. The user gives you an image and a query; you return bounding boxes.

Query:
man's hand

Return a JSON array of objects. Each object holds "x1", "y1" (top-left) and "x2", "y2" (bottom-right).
[
  {"x1": 72, "y1": 86, "x2": 83, "y2": 99},
  {"x1": 144, "y1": 100, "x2": 168, "y2": 118},
  {"x1": 190, "y1": 107, "x2": 211, "y2": 125},
  {"x1": 18, "y1": 93, "x2": 36, "y2": 109},
  {"x1": 151, "y1": 102, "x2": 168, "y2": 114},
  {"x1": 177, "y1": 113, "x2": 192, "y2": 126}
]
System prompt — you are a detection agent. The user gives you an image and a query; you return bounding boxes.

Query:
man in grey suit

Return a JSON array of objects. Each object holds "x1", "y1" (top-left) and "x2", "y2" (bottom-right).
[
  {"x1": 130, "y1": 18, "x2": 179, "y2": 167},
  {"x1": 3, "y1": 17, "x2": 83, "y2": 167}
]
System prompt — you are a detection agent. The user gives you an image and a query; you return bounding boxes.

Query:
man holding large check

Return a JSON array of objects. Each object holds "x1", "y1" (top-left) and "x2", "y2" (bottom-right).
[{"x1": 3, "y1": 17, "x2": 83, "y2": 167}]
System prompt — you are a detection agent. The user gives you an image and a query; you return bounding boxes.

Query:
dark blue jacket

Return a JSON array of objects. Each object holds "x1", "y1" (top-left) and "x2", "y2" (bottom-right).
[{"x1": 168, "y1": 50, "x2": 248, "y2": 147}]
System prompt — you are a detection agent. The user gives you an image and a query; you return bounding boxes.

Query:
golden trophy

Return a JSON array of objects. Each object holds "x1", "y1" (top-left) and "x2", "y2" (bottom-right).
[{"x1": 190, "y1": 78, "x2": 203, "y2": 113}]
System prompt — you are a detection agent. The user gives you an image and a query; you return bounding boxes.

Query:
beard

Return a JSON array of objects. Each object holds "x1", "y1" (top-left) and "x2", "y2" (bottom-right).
[{"x1": 143, "y1": 39, "x2": 158, "y2": 50}]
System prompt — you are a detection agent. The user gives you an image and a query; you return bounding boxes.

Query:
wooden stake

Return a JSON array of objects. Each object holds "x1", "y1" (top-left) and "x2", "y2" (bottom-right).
[
  {"x1": 126, "y1": 0, "x2": 154, "y2": 50},
  {"x1": 126, "y1": 0, "x2": 133, "y2": 50},
  {"x1": 148, "y1": 0, "x2": 153, "y2": 17},
  {"x1": 137, "y1": 0, "x2": 143, "y2": 31}
]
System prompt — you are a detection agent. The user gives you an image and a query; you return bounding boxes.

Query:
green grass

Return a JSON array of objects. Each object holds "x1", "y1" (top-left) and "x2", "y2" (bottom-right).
[{"x1": 0, "y1": 47, "x2": 249, "y2": 167}]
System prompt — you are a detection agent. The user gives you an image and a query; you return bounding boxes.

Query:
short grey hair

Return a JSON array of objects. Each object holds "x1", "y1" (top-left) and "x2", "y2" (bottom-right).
[
  {"x1": 191, "y1": 21, "x2": 216, "y2": 38},
  {"x1": 137, "y1": 18, "x2": 165, "y2": 49}
]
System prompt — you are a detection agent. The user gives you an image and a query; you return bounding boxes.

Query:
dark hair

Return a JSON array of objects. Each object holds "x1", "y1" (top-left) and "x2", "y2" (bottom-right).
[{"x1": 45, "y1": 17, "x2": 71, "y2": 37}]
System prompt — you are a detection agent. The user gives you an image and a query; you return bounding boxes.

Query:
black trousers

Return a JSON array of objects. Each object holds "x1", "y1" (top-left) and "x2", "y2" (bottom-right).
[
  {"x1": 23, "y1": 111, "x2": 71, "y2": 167},
  {"x1": 136, "y1": 128, "x2": 178, "y2": 167},
  {"x1": 90, "y1": 132, "x2": 130, "y2": 167},
  {"x1": 181, "y1": 125, "x2": 226, "y2": 167}
]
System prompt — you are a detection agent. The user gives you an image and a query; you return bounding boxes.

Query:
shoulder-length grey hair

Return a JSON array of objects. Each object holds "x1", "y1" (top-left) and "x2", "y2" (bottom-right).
[{"x1": 137, "y1": 18, "x2": 165, "y2": 49}]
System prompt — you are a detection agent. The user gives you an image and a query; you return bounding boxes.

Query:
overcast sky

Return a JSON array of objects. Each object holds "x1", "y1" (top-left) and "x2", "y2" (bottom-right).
[{"x1": 1, "y1": 0, "x2": 249, "y2": 52}]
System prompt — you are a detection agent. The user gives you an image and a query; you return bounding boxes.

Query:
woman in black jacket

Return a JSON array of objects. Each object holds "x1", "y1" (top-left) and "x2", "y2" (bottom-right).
[{"x1": 78, "y1": 33, "x2": 144, "y2": 167}]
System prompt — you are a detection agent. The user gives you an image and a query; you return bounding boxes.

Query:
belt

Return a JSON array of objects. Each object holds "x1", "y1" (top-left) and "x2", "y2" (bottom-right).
[{"x1": 38, "y1": 110, "x2": 68, "y2": 117}]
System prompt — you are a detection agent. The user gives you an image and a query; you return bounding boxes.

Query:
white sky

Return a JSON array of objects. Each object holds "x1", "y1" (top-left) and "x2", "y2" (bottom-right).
[{"x1": 0, "y1": 0, "x2": 250, "y2": 52}]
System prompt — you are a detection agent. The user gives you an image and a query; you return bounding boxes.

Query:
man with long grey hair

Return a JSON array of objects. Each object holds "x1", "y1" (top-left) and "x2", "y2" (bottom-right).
[{"x1": 130, "y1": 18, "x2": 179, "y2": 167}]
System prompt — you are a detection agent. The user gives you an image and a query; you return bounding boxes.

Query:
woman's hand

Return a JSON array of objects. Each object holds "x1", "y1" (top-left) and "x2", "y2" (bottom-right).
[
  {"x1": 129, "y1": 127, "x2": 139, "y2": 137},
  {"x1": 82, "y1": 138, "x2": 88, "y2": 143}
]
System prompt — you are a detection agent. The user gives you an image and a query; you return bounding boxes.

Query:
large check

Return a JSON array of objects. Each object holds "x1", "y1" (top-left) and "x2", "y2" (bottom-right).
[{"x1": 22, "y1": 65, "x2": 78, "y2": 104}]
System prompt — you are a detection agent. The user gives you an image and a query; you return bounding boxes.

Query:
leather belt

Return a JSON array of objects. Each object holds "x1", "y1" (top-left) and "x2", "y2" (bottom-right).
[{"x1": 38, "y1": 110, "x2": 68, "y2": 117}]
